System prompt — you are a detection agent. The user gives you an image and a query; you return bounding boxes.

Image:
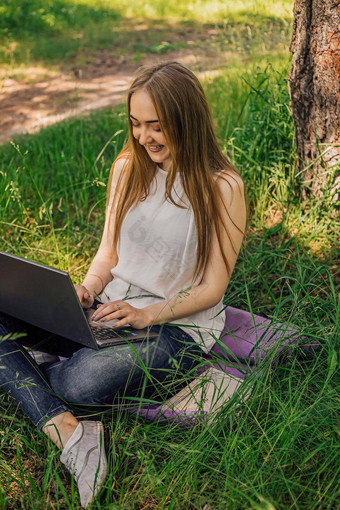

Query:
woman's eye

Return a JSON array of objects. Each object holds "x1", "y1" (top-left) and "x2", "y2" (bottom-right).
[{"x1": 153, "y1": 127, "x2": 161, "y2": 132}]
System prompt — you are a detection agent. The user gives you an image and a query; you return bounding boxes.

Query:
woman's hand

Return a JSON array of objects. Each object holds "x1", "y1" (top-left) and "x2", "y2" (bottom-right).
[
  {"x1": 74, "y1": 284, "x2": 94, "y2": 309},
  {"x1": 91, "y1": 300, "x2": 151, "y2": 329}
]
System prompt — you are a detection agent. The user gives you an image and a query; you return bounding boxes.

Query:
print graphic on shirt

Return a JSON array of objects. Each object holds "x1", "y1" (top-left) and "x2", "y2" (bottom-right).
[
  {"x1": 127, "y1": 215, "x2": 196, "y2": 280},
  {"x1": 127, "y1": 216, "x2": 148, "y2": 243}
]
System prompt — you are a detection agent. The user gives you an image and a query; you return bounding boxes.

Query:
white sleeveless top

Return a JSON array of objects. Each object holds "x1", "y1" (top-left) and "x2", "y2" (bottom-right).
[{"x1": 101, "y1": 165, "x2": 225, "y2": 353}]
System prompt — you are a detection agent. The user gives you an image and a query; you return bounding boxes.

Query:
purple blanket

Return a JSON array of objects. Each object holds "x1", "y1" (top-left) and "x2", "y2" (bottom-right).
[{"x1": 130, "y1": 307, "x2": 318, "y2": 424}]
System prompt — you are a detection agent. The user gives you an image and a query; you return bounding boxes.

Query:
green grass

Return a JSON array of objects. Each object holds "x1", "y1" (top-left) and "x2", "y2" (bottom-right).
[
  {"x1": 0, "y1": 2, "x2": 339, "y2": 508},
  {"x1": 0, "y1": 0, "x2": 293, "y2": 70}
]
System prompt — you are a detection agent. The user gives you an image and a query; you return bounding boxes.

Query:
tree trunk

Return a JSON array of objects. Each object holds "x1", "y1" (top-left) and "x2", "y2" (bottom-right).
[{"x1": 289, "y1": 0, "x2": 340, "y2": 200}]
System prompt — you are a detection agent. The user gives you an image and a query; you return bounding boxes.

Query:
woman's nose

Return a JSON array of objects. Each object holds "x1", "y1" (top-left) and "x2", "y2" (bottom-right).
[{"x1": 138, "y1": 126, "x2": 151, "y2": 145}]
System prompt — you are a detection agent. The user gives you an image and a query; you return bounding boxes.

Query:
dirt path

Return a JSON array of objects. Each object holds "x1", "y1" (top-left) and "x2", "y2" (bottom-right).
[{"x1": 0, "y1": 50, "x2": 223, "y2": 144}]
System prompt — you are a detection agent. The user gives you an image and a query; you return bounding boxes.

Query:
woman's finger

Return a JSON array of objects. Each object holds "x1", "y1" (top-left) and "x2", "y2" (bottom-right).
[
  {"x1": 96, "y1": 301, "x2": 124, "y2": 312},
  {"x1": 111, "y1": 317, "x2": 131, "y2": 328},
  {"x1": 97, "y1": 303, "x2": 120, "y2": 315},
  {"x1": 74, "y1": 285, "x2": 94, "y2": 308},
  {"x1": 99, "y1": 312, "x2": 129, "y2": 324},
  {"x1": 92, "y1": 303, "x2": 127, "y2": 321}
]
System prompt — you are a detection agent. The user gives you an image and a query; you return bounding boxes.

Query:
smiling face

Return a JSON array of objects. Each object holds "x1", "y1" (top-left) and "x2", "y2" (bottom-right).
[{"x1": 129, "y1": 89, "x2": 172, "y2": 172}]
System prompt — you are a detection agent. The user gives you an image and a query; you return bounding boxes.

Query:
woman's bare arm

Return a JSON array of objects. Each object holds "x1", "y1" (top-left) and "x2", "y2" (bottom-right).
[{"x1": 75, "y1": 159, "x2": 127, "y2": 305}]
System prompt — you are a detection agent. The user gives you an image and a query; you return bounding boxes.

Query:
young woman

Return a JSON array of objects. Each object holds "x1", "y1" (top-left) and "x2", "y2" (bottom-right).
[{"x1": 0, "y1": 62, "x2": 246, "y2": 507}]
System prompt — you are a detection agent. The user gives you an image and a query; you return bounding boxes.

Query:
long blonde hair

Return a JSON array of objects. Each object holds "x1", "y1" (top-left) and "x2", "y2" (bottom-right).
[{"x1": 108, "y1": 61, "x2": 243, "y2": 281}]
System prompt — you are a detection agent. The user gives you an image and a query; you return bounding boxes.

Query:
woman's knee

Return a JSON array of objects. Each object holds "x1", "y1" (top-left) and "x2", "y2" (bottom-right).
[{"x1": 45, "y1": 347, "x2": 139, "y2": 404}]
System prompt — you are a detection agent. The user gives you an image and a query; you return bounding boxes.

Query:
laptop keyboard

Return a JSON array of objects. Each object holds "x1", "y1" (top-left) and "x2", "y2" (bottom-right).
[{"x1": 90, "y1": 324, "x2": 138, "y2": 341}]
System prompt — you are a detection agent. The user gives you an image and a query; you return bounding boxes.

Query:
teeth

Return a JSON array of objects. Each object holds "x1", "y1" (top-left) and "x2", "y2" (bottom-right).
[{"x1": 148, "y1": 145, "x2": 163, "y2": 149}]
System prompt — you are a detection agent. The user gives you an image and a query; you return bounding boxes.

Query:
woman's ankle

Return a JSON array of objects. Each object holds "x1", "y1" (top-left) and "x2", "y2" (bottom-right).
[{"x1": 42, "y1": 411, "x2": 79, "y2": 449}]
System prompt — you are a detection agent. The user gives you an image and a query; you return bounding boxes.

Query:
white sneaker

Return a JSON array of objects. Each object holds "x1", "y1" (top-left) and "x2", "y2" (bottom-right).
[{"x1": 60, "y1": 421, "x2": 108, "y2": 507}]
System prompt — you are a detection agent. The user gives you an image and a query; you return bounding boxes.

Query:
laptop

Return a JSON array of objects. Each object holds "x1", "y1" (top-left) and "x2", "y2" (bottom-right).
[{"x1": 0, "y1": 250, "x2": 159, "y2": 350}]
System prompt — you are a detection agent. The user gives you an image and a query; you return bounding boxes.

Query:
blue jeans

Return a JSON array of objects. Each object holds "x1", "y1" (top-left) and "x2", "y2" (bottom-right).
[{"x1": 0, "y1": 311, "x2": 202, "y2": 430}]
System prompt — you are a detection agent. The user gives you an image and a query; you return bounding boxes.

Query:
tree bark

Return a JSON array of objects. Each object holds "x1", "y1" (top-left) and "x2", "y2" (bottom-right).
[{"x1": 289, "y1": 0, "x2": 340, "y2": 200}]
